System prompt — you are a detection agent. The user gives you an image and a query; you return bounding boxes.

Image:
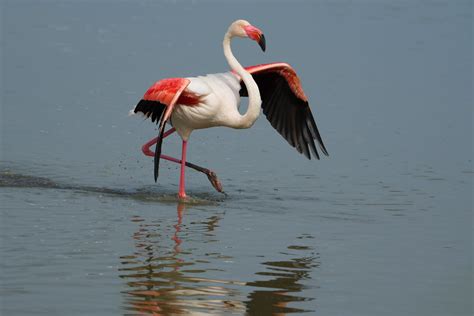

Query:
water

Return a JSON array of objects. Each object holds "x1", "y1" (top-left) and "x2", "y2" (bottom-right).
[{"x1": 1, "y1": 0, "x2": 472, "y2": 315}]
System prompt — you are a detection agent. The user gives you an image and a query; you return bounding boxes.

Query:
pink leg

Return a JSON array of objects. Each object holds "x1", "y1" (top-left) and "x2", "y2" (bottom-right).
[
  {"x1": 141, "y1": 129, "x2": 224, "y2": 194},
  {"x1": 178, "y1": 140, "x2": 188, "y2": 199},
  {"x1": 141, "y1": 128, "x2": 175, "y2": 157}
]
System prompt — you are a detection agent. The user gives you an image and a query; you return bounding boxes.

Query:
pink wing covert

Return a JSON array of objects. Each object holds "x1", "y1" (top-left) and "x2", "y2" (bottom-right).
[
  {"x1": 244, "y1": 62, "x2": 308, "y2": 101},
  {"x1": 142, "y1": 78, "x2": 191, "y2": 121}
]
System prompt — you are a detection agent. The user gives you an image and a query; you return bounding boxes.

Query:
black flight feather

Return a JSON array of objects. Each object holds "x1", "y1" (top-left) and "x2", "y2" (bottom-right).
[{"x1": 239, "y1": 71, "x2": 328, "y2": 159}]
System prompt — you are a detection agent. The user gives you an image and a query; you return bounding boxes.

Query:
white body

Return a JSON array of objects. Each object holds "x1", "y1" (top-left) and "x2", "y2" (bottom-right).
[
  {"x1": 131, "y1": 20, "x2": 262, "y2": 142},
  {"x1": 170, "y1": 20, "x2": 263, "y2": 142},
  {"x1": 171, "y1": 72, "x2": 248, "y2": 140}
]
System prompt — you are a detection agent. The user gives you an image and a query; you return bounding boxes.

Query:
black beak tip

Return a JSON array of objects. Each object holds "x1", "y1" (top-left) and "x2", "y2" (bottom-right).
[{"x1": 259, "y1": 34, "x2": 266, "y2": 52}]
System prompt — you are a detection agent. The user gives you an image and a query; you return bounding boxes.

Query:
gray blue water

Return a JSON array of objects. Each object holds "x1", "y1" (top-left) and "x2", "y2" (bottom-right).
[{"x1": 1, "y1": 1, "x2": 472, "y2": 315}]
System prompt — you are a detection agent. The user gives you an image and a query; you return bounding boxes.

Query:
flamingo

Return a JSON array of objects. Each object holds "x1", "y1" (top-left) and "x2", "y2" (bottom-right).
[{"x1": 131, "y1": 19, "x2": 328, "y2": 200}]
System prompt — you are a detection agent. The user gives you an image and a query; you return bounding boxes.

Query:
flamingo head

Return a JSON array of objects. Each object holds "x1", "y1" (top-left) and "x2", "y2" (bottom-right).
[{"x1": 229, "y1": 20, "x2": 266, "y2": 52}]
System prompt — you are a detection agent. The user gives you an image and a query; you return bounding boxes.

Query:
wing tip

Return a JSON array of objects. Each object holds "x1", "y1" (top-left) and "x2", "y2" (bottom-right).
[
  {"x1": 318, "y1": 139, "x2": 329, "y2": 157},
  {"x1": 321, "y1": 147, "x2": 329, "y2": 157}
]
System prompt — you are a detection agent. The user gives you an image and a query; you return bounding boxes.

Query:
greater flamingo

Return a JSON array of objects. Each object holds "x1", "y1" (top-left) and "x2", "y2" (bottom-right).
[{"x1": 131, "y1": 19, "x2": 328, "y2": 200}]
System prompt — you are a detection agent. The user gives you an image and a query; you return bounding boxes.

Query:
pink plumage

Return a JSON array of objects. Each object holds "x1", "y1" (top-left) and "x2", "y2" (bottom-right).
[
  {"x1": 143, "y1": 78, "x2": 189, "y2": 105},
  {"x1": 242, "y1": 63, "x2": 308, "y2": 101}
]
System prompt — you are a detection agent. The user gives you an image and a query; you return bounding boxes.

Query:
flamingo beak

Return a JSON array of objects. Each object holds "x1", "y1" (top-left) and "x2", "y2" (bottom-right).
[
  {"x1": 244, "y1": 25, "x2": 266, "y2": 52},
  {"x1": 258, "y1": 34, "x2": 266, "y2": 52}
]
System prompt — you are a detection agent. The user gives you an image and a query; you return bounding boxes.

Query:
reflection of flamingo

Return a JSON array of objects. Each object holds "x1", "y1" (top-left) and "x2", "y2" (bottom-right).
[
  {"x1": 131, "y1": 19, "x2": 328, "y2": 199},
  {"x1": 119, "y1": 204, "x2": 245, "y2": 314}
]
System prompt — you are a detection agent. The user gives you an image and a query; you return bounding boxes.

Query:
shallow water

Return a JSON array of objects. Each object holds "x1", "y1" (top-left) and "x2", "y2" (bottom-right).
[{"x1": 1, "y1": 1, "x2": 472, "y2": 315}]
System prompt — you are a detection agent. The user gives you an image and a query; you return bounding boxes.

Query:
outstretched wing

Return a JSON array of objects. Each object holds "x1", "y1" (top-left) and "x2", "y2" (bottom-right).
[
  {"x1": 239, "y1": 63, "x2": 328, "y2": 160},
  {"x1": 133, "y1": 78, "x2": 190, "y2": 182}
]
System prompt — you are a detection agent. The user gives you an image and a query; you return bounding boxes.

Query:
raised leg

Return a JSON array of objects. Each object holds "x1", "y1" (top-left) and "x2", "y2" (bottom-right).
[
  {"x1": 141, "y1": 128, "x2": 176, "y2": 156},
  {"x1": 178, "y1": 140, "x2": 188, "y2": 199}
]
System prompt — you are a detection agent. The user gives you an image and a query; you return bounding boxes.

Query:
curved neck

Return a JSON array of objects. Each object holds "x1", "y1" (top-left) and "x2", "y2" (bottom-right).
[{"x1": 223, "y1": 32, "x2": 261, "y2": 129}]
